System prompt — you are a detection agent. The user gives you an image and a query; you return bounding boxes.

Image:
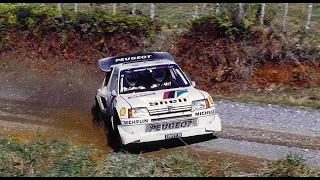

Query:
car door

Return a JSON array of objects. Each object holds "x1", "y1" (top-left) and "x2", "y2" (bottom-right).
[{"x1": 106, "y1": 67, "x2": 119, "y2": 116}]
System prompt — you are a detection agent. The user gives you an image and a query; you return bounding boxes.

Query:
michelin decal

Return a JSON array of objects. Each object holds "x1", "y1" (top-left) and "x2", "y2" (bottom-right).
[
  {"x1": 122, "y1": 119, "x2": 149, "y2": 125},
  {"x1": 194, "y1": 109, "x2": 215, "y2": 116}
]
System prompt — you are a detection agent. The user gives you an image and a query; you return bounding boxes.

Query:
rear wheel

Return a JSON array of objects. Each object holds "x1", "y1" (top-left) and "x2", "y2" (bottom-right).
[{"x1": 91, "y1": 98, "x2": 103, "y2": 125}]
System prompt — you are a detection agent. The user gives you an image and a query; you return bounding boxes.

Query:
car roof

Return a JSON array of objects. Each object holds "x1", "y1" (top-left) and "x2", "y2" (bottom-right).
[{"x1": 111, "y1": 59, "x2": 177, "y2": 71}]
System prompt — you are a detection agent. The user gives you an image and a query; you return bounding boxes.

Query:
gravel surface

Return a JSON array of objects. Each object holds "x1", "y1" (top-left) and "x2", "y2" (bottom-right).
[
  {"x1": 194, "y1": 138, "x2": 320, "y2": 168},
  {"x1": 215, "y1": 100, "x2": 320, "y2": 137},
  {"x1": 188, "y1": 99, "x2": 320, "y2": 168}
]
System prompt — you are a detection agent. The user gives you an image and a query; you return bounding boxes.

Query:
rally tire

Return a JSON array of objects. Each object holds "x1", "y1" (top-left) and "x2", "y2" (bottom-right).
[
  {"x1": 107, "y1": 111, "x2": 124, "y2": 151},
  {"x1": 92, "y1": 98, "x2": 103, "y2": 125}
]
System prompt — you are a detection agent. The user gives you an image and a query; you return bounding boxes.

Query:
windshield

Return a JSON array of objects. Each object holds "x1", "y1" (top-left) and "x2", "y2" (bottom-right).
[{"x1": 119, "y1": 64, "x2": 190, "y2": 94}]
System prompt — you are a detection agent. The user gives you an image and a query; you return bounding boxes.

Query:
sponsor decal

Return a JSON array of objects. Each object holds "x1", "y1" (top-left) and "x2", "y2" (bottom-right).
[
  {"x1": 122, "y1": 119, "x2": 148, "y2": 125},
  {"x1": 195, "y1": 109, "x2": 215, "y2": 116},
  {"x1": 115, "y1": 55, "x2": 152, "y2": 63},
  {"x1": 146, "y1": 119, "x2": 196, "y2": 132},
  {"x1": 128, "y1": 92, "x2": 155, "y2": 99},
  {"x1": 208, "y1": 96, "x2": 214, "y2": 104},
  {"x1": 163, "y1": 89, "x2": 188, "y2": 99}
]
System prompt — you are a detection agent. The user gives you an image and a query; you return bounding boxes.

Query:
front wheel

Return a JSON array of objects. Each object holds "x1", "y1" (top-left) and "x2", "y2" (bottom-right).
[{"x1": 107, "y1": 112, "x2": 124, "y2": 151}]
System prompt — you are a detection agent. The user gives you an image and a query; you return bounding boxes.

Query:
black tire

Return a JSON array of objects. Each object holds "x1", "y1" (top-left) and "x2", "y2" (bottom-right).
[
  {"x1": 108, "y1": 111, "x2": 124, "y2": 151},
  {"x1": 91, "y1": 98, "x2": 103, "y2": 126}
]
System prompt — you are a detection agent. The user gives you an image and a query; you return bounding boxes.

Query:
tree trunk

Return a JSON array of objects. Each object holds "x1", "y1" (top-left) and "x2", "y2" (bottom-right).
[
  {"x1": 74, "y1": 3, "x2": 78, "y2": 12},
  {"x1": 132, "y1": 3, "x2": 137, "y2": 15},
  {"x1": 260, "y1": 3, "x2": 266, "y2": 25},
  {"x1": 283, "y1": 3, "x2": 288, "y2": 33},
  {"x1": 193, "y1": 4, "x2": 199, "y2": 20},
  {"x1": 57, "y1": 3, "x2": 63, "y2": 18},
  {"x1": 113, "y1": 3, "x2": 117, "y2": 15},
  {"x1": 215, "y1": 3, "x2": 220, "y2": 15},
  {"x1": 306, "y1": 4, "x2": 312, "y2": 34},
  {"x1": 57, "y1": 3, "x2": 62, "y2": 11},
  {"x1": 150, "y1": 3, "x2": 155, "y2": 19},
  {"x1": 239, "y1": 3, "x2": 244, "y2": 19}
]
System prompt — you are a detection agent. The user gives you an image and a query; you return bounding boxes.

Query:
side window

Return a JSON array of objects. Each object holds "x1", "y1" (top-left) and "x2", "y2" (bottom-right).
[
  {"x1": 104, "y1": 70, "x2": 112, "y2": 86},
  {"x1": 183, "y1": 71, "x2": 192, "y2": 83},
  {"x1": 107, "y1": 68, "x2": 119, "y2": 92}
]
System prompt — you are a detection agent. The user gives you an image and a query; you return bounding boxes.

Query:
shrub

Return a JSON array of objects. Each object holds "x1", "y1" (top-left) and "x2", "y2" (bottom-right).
[
  {"x1": 189, "y1": 14, "x2": 253, "y2": 42},
  {"x1": 0, "y1": 4, "x2": 162, "y2": 37},
  {"x1": 257, "y1": 153, "x2": 319, "y2": 177}
]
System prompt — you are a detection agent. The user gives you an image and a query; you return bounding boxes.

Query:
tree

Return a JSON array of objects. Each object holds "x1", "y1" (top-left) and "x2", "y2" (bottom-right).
[
  {"x1": 239, "y1": 3, "x2": 244, "y2": 19},
  {"x1": 150, "y1": 3, "x2": 155, "y2": 19},
  {"x1": 260, "y1": 3, "x2": 266, "y2": 25},
  {"x1": 57, "y1": 3, "x2": 62, "y2": 11},
  {"x1": 132, "y1": 3, "x2": 137, "y2": 15},
  {"x1": 215, "y1": 3, "x2": 220, "y2": 15},
  {"x1": 305, "y1": 4, "x2": 312, "y2": 34},
  {"x1": 283, "y1": 3, "x2": 288, "y2": 33},
  {"x1": 113, "y1": 3, "x2": 117, "y2": 15},
  {"x1": 74, "y1": 3, "x2": 78, "y2": 12},
  {"x1": 193, "y1": 4, "x2": 199, "y2": 20}
]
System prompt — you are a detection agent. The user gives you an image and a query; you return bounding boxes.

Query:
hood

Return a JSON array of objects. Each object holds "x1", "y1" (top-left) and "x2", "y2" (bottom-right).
[{"x1": 119, "y1": 87, "x2": 204, "y2": 108}]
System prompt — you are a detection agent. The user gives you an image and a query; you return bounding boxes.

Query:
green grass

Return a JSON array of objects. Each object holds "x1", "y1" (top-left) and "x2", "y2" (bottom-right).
[
  {"x1": 0, "y1": 138, "x2": 205, "y2": 177},
  {"x1": 257, "y1": 153, "x2": 319, "y2": 177},
  {"x1": 0, "y1": 138, "x2": 319, "y2": 177},
  {"x1": 211, "y1": 86, "x2": 320, "y2": 109}
]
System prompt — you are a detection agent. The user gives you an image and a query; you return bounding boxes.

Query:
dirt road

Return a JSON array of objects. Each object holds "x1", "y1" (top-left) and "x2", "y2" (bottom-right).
[{"x1": 1, "y1": 62, "x2": 320, "y2": 169}]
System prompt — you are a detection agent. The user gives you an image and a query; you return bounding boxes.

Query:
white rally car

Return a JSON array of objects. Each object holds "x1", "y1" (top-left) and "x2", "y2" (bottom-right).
[{"x1": 95, "y1": 52, "x2": 221, "y2": 148}]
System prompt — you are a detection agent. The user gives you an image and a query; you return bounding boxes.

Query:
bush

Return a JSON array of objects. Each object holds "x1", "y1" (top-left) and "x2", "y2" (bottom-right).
[
  {"x1": 0, "y1": 4, "x2": 162, "y2": 37},
  {"x1": 257, "y1": 153, "x2": 320, "y2": 177},
  {"x1": 189, "y1": 14, "x2": 253, "y2": 42}
]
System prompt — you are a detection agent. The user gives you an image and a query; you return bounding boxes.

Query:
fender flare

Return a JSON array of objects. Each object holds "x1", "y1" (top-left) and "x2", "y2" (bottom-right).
[{"x1": 112, "y1": 108, "x2": 121, "y2": 130}]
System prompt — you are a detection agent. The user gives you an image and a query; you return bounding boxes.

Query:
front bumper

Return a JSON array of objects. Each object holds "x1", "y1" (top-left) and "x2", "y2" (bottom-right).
[{"x1": 117, "y1": 113, "x2": 222, "y2": 145}]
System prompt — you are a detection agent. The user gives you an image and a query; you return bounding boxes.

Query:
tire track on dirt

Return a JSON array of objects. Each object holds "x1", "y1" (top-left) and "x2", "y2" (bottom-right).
[
  {"x1": 193, "y1": 138, "x2": 320, "y2": 169},
  {"x1": 217, "y1": 125, "x2": 320, "y2": 151}
]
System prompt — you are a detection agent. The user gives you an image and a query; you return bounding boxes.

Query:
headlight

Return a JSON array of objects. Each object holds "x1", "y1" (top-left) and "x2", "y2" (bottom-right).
[
  {"x1": 128, "y1": 107, "x2": 149, "y2": 118},
  {"x1": 192, "y1": 99, "x2": 210, "y2": 111}
]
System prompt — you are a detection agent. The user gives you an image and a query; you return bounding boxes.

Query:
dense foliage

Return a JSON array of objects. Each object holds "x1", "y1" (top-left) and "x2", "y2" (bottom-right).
[
  {"x1": 0, "y1": 4, "x2": 162, "y2": 65},
  {"x1": 188, "y1": 14, "x2": 253, "y2": 41},
  {"x1": 0, "y1": 4, "x2": 161, "y2": 36}
]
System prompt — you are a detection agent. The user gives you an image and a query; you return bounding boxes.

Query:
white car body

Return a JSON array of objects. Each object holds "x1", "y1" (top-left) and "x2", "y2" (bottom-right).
[{"x1": 95, "y1": 52, "x2": 221, "y2": 145}]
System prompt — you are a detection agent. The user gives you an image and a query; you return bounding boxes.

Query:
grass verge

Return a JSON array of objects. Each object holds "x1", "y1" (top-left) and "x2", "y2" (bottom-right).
[
  {"x1": 211, "y1": 86, "x2": 320, "y2": 109},
  {"x1": 0, "y1": 138, "x2": 319, "y2": 177}
]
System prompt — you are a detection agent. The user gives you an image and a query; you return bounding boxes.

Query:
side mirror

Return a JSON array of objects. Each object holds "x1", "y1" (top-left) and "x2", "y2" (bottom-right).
[
  {"x1": 191, "y1": 81, "x2": 196, "y2": 87},
  {"x1": 111, "y1": 90, "x2": 117, "y2": 97}
]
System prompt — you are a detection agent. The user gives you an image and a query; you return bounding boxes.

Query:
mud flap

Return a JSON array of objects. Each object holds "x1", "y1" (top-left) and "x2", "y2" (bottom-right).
[
  {"x1": 117, "y1": 125, "x2": 141, "y2": 145},
  {"x1": 205, "y1": 113, "x2": 222, "y2": 132}
]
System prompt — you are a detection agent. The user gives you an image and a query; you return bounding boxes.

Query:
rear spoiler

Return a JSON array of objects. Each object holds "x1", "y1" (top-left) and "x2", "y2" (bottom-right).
[{"x1": 98, "y1": 52, "x2": 174, "y2": 72}]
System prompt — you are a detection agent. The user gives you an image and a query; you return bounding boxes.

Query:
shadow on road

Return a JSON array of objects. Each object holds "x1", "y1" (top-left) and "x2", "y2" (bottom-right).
[{"x1": 123, "y1": 134, "x2": 218, "y2": 154}]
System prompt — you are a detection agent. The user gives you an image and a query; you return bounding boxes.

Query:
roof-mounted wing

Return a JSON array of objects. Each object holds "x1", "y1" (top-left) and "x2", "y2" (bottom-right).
[{"x1": 98, "y1": 52, "x2": 174, "y2": 72}]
